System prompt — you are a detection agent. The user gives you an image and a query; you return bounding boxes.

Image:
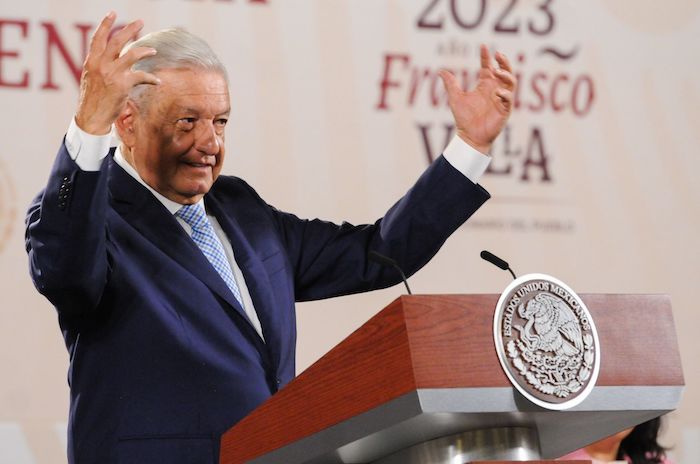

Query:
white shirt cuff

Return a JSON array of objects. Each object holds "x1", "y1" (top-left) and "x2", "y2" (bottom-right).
[
  {"x1": 442, "y1": 136, "x2": 491, "y2": 184},
  {"x1": 65, "y1": 118, "x2": 115, "y2": 171}
]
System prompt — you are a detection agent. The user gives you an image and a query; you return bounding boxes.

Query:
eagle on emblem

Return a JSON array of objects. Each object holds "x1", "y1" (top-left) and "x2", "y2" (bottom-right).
[{"x1": 514, "y1": 293, "x2": 583, "y2": 357}]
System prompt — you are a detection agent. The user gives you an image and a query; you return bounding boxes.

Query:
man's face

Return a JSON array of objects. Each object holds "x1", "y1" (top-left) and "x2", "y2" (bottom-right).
[{"x1": 127, "y1": 68, "x2": 230, "y2": 204}]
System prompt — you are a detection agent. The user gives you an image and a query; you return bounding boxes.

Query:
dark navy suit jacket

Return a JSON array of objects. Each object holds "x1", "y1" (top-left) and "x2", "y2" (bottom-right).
[{"x1": 25, "y1": 142, "x2": 489, "y2": 464}]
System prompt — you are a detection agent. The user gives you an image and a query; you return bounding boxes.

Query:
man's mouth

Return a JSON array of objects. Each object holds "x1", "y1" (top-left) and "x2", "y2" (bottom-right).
[{"x1": 183, "y1": 161, "x2": 213, "y2": 169}]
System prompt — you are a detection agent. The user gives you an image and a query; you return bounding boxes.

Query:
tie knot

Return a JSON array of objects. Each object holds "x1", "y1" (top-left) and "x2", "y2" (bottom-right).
[{"x1": 176, "y1": 203, "x2": 208, "y2": 230}]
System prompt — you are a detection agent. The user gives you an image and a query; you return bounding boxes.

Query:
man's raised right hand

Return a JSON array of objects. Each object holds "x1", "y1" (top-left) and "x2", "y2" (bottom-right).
[{"x1": 74, "y1": 12, "x2": 160, "y2": 135}]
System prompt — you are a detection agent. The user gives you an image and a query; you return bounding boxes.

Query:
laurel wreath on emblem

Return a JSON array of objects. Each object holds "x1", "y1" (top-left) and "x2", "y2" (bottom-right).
[{"x1": 506, "y1": 293, "x2": 595, "y2": 398}]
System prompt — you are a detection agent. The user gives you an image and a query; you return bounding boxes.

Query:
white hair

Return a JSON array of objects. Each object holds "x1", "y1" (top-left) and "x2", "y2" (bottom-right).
[{"x1": 121, "y1": 28, "x2": 228, "y2": 106}]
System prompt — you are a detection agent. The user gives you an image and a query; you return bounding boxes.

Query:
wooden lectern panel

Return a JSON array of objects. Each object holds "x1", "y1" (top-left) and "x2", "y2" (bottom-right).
[
  {"x1": 586, "y1": 294, "x2": 682, "y2": 386},
  {"x1": 219, "y1": 294, "x2": 683, "y2": 464},
  {"x1": 401, "y1": 294, "x2": 682, "y2": 388},
  {"x1": 220, "y1": 297, "x2": 418, "y2": 462}
]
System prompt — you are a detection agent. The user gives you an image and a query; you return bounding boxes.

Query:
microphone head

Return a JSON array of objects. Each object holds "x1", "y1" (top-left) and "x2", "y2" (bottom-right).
[{"x1": 480, "y1": 250, "x2": 510, "y2": 271}]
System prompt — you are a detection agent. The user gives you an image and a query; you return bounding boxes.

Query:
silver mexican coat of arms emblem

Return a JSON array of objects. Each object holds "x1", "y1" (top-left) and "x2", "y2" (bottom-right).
[{"x1": 493, "y1": 274, "x2": 600, "y2": 410}]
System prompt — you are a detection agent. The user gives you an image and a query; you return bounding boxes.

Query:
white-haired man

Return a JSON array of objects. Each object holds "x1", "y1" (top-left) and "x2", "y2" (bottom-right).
[{"x1": 26, "y1": 12, "x2": 515, "y2": 464}]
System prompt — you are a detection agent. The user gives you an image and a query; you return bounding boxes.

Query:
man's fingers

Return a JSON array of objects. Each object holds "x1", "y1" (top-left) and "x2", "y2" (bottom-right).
[
  {"x1": 130, "y1": 70, "x2": 161, "y2": 87},
  {"x1": 495, "y1": 88, "x2": 513, "y2": 101},
  {"x1": 88, "y1": 11, "x2": 116, "y2": 57},
  {"x1": 104, "y1": 19, "x2": 145, "y2": 59},
  {"x1": 115, "y1": 46, "x2": 157, "y2": 71},
  {"x1": 495, "y1": 88, "x2": 514, "y2": 110},
  {"x1": 495, "y1": 51, "x2": 513, "y2": 73},
  {"x1": 494, "y1": 69, "x2": 516, "y2": 90},
  {"x1": 480, "y1": 44, "x2": 493, "y2": 72},
  {"x1": 439, "y1": 69, "x2": 461, "y2": 99}
]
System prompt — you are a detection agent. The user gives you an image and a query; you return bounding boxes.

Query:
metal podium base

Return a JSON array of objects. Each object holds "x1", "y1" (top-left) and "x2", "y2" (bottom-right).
[{"x1": 373, "y1": 427, "x2": 541, "y2": 464}]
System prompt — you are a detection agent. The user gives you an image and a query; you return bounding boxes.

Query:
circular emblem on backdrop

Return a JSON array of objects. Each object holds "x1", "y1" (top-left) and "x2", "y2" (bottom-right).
[
  {"x1": 493, "y1": 274, "x2": 600, "y2": 410},
  {"x1": 0, "y1": 157, "x2": 17, "y2": 254}
]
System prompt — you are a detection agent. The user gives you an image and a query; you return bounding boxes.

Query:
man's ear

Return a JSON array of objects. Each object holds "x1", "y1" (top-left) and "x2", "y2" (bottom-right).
[{"x1": 115, "y1": 100, "x2": 139, "y2": 147}]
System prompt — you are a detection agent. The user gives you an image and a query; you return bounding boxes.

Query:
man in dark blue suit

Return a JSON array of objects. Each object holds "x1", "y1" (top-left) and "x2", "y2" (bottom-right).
[{"x1": 25, "y1": 12, "x2": 516, "y2": 464}]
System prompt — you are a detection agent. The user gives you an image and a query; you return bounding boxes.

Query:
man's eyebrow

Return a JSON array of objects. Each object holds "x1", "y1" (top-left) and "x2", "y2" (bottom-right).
[
  {"x1": 175, "y1": 107, "x2": 200, "y2": 115},
  {"x1": 173, "y1": 107, "x2": 231, "y2": 117}
]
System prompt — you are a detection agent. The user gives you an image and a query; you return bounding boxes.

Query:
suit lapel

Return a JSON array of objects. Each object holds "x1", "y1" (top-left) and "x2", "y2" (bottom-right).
[
  {"x1": 107, "y1": 157, "x2": 253, "y2": 328},
  {"x1": 205, "y1": 190, "x2": 281, "y2": 368}
]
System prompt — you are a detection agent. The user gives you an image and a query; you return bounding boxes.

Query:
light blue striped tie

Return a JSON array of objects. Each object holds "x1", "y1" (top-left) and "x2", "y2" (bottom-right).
[{"x1": 176, "y1": 204, "x2": 243, "y2": 307}]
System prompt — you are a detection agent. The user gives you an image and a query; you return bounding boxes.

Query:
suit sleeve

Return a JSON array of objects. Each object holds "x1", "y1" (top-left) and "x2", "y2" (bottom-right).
[
  {"x1": 25, "y1": 141, "x2": 111, "y2": 314},
  {"x1": 271, "y1": 155, "x2": 490, "y2": 301}
]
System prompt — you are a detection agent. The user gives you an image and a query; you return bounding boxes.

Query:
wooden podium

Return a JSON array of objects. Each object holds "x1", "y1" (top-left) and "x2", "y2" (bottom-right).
[{"x1": 219, "y1": 295, "x2": 683, "y2": 464}]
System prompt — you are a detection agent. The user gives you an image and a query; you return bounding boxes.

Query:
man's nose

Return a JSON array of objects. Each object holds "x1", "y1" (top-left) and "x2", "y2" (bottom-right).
[{"x1": 194, "y1": 122, "x2": 221, "y2": 155}]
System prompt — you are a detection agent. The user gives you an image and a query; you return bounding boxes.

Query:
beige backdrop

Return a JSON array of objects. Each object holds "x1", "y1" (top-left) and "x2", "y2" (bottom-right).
[{"x1": 1, "y1": 1, "x2": 698, "y2": 463}]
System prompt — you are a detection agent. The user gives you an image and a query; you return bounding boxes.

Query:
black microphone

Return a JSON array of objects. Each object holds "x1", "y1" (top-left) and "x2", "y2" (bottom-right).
[
  {"x1": 368, "y1": 251, "x2": 412, "y2": 295},
  {"x1": 480, "y1": 250, "x2": 517, "y2": 280}
]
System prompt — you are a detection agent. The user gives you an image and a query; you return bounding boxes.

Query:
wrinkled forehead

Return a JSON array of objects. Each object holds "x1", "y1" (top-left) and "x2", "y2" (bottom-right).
[
  {"x1": 144, "y1": 67, "x2": 231, "y2": 115},
  {"x1": 156, "y1": 67, "x2": 229, "y2": 95}
]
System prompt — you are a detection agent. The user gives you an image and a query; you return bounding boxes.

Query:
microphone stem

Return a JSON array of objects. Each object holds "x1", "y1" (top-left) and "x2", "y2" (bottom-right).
[{"x1": 396, "y1": 267, "x2": 412, "y2": 295}]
